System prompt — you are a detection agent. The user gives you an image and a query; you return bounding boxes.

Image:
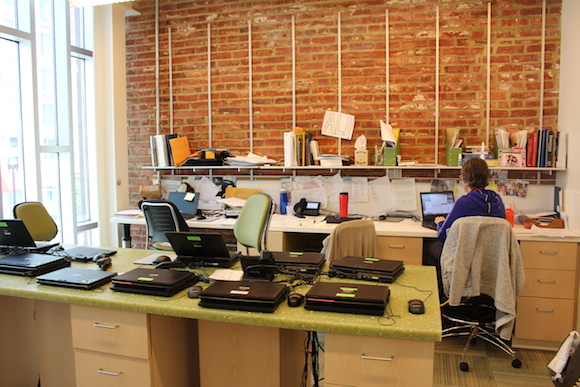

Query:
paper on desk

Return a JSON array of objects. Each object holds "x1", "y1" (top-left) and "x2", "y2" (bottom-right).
[
  {"x1": 196, "y1": 176, "x2": 220, "y2": 201},
  {"x1": 209, "y1": 269, "x2": 244, "y2": 281},
  {"x1": 217, "y1": 197, "x2": 246, "y2": 207},
  {"x1": 530, "y1": 226, "x2": 578, "y2": 238},
  {"x1": 112, "y1": 209, "x2": 143, "y2": 218}
]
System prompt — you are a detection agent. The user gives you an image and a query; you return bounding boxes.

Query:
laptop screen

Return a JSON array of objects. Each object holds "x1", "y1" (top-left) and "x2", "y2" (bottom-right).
[
  {"x1": 168, "y1": 192, "x2": 199, "y2": 216},
  {"x1": 420, "y1": 191, "x2": 455, "y2": 217},
  {"x1": 0, "y1": 219, "x2": 37, "y2": 248}
]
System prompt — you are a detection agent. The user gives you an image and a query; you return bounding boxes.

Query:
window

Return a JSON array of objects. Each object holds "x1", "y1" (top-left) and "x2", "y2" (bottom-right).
[{"x1": 0, "y1": 0, "x2": 97, "y2": 245}]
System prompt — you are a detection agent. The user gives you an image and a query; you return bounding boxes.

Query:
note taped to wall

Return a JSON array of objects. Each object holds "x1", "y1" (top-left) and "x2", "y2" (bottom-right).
[{"x1": 321, "y1": 111, "x2": 355, "y2": 140}]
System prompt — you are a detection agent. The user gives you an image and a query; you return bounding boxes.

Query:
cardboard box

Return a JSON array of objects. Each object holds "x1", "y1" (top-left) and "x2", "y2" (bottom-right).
[{"x1": 354, "y1": 150, "x2": 369, "y2": 166}]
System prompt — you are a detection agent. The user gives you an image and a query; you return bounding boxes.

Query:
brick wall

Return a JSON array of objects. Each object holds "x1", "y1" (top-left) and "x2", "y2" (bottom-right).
[{"x1": 125, "y1": 0, "x2": 561, "y2": 247}]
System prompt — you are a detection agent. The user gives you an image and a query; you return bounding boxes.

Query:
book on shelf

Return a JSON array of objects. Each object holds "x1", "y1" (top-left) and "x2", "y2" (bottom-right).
[
  {"x1": 150, "y1": 134, "x2": 179, "y2": 167},
  {"x1": 527, "y1": 129, "x2": 563, "y2": 168}
]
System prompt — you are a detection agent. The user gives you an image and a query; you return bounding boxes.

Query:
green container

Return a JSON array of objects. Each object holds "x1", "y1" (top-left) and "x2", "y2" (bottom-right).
[
  {"x1": 383, "y1": 147, "x2": 398, "y2": 166},
  {"x1": 446, "y1": 147, "x2": 462, "y2": 166}
]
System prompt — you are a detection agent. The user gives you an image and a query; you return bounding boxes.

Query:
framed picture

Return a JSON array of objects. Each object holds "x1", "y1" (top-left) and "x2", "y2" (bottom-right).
[{"x1": 499, "y1": 149, "x2": 526, "y2": 168}]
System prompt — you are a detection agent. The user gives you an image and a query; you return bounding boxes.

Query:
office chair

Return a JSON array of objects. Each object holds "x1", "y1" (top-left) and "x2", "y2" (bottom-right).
[
  {"x1": 233, "y1": 193, "x2": 275, "y2": 280},
  {"x1": 321, "y1": 219, "x2": 377, "y2": 262},
  {"x1": 140, "y1": 199, "x2": 189, "y2": 250},
  {"x1": 13, "y1": 201, "x2": 58, "y2": 241},
  {"x1": 440, "y1": 216, "x2": 525, "y2": 372}
]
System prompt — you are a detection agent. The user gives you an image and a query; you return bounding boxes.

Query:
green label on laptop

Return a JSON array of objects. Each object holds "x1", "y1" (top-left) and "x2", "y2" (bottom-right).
[
  {"x1": 290, "y1": 252, "x2": 304, "y2": 256},
  {"x1": 364, "y1": 257, "x2": 379, "y2": 262},
  {"x1": 339, "y1": 287, "x2": 358, "y2": 292},
  {"x1": 138, "y1": 277, "x2": 154, "y2": 281},
  {"x1": 187, "y1": 236, "x2": 202, "y2": 242},
  {"x1": 0, "y1": 222, "x2": 6, "y2": 228},
  {"x1": 336, "y1": 293, "x2": 356, "y2": 298}
]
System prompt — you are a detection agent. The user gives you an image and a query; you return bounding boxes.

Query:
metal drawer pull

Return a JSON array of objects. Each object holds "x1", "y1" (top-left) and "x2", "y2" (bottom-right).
[
  {"x1": 97, "y1": 369, "x2": 123, "y2": 376},
  {"x1": 539, "y1": 251, "x2": 557, "y2": 255},
  {"x1": 389, "y1": 245, "x2": 404, "y2": 249},
  {"x1": 93, "y1": 323, "x2": 119, "y2": 329},
  {"x1": 537, "y1": 279, "x2": 556, "y2": 284},
  {"x1": 536, "y1": 308, "x2": 554, "y2": 313},
  {"x1": 361, "y1": 354, "x2": 394, "y2": 361}
]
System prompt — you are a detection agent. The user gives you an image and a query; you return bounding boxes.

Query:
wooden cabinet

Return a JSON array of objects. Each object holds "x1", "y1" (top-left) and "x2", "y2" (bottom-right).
[
  {"x1": 515, "y1": 241, "x2": 579, "y2": 344},
  {"x1": 377, "y1": 236, "x2": 423, "y2": 265},
  {"x1": 70, "y1": 305, "x2": 199, "y2": 387},
  {"x1": 324, "y1": 333, "x2": 434, "y2": 387}
]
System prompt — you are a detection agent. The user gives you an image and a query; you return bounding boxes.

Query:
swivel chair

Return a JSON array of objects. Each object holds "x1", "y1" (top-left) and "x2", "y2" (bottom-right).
[
  {"x1": 440, "y1": 216, "x2": 525, "y2": 372},
  {"x1": 13, "y1": 201, "x2": 58, "y2": 242},
  {"x1": 321, "y1": 219, "x2": 377, "y2": 262},
  {"x1": 140, "y1": 199, "x2": 189, "y2": 250},
  {"x1": 233, "y1": 193, "x2": 275, "y2": 280}
]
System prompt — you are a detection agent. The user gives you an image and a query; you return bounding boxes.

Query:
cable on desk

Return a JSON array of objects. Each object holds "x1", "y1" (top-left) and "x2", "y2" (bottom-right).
[{"x1": 301, "y1": 331, "x2": 324, "y2": 387}]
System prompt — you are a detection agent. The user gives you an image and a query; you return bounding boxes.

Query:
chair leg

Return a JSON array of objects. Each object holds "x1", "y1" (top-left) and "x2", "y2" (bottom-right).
[{"x1": 458, "y1": 325, "x2": 478, "y2": 372}]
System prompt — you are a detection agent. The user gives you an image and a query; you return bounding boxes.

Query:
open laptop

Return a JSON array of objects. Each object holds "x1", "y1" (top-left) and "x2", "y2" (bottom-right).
[
  {"x1": 168, "y1": 191, "x2": 200, "y2": 219},
  {"x1": 329, "y1": 256, "x2": 404, "y2": 283},
  {"x1": 36, "y1": 267, "x2": 116, "y2": 290},
  {"x1": 165, "y1": 231, "x2": 239, "y2": 267},
  {"x1": 273, "y1": 251, "x2": 325, "y2": 274},
  {"x1": 0, "y1": 253, "x2": 70, "y2": 277},
  {"x1": 110, "y1": 267, "x2": 197, "y2": 297},
  {"x1": 0, "y1": 219, "x2": 60, "y2": 252},
  {"x1": 199, "y1": 280, "x2": 288, "y2": 313},
  {"x1": 419, "y1": 191, "x2": 455, "y2": 230},
  {"x1": 304, "y1": 281, "x2": 390, "y2": 315}
]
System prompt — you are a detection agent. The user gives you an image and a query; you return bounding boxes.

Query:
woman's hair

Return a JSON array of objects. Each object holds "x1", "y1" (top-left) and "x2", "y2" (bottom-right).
[{"x1": 461, "y1": 157, "x2": 489, "y2": 189}]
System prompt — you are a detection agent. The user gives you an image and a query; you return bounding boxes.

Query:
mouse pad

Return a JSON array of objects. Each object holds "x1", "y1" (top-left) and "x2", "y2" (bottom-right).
[{"x1": 133, "y1": 253, "x2": 177, "y2": 265}]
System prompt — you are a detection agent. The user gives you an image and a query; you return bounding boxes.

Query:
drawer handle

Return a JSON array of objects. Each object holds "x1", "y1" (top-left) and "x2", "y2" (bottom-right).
[
  {"x1": 361, "y1": 354, "x2": 394, "y2": 361},
  {"x1": 539, "y1": 251, "x2": 558, "y2": 255},
  {"x1": 536, "y1": 308, "x2": 554, "y2": 313},
  {"x1": 93, "y1": 323, "x2": 119, "y2": 329},
  {"x1": 97, "y1": 369, "x2": 123, "y2": 376},
  {"x1": 388, "y1": 245, "x2": 404, "y2": 249},
  {"x1": 537, "y1": 279, "x2": 556, "y2": 284}
]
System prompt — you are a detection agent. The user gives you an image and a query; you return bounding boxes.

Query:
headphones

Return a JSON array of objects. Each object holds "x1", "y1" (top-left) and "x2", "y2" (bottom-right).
[{"x1": 93, "y1": 253, "x2": 112, "y2": 271}]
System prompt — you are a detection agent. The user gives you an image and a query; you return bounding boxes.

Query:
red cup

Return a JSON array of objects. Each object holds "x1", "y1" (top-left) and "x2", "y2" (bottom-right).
[
  {"x1": 339, "y1": 192, "x2": 349, "y2": 218},
  {"x1": 505, "y1": 208, "x2": 514, "y2": 227}
]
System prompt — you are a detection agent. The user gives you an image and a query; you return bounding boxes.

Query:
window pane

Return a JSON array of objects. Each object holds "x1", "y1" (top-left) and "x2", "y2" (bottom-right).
[
  {"x1": 36, "y1": 0, "x2": 57, "y2": 145},
  {"x1": 40, "y1": 152, "x2": 61, "y2": 241},
  {"x1": 0, "y1": 38, "x2": 25, "y2": 217},
  {"x1": 69, "y1": 5, "x2": 84, "y2": 48},
  {"x1": 0, "y1": 0, "x2": 17, "y2": 29}
]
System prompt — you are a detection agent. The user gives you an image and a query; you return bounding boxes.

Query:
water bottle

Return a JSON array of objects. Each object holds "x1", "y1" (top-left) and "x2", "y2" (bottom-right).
[
  {"x1": 280, "y1": 189, "x2": 288, "y2": 215},
  {"x1": 339, "y1": 192, "x2": 349, "y2": 218},
  {"x1": 505, "y1": 205, "x2": 514, "y2": 227}
]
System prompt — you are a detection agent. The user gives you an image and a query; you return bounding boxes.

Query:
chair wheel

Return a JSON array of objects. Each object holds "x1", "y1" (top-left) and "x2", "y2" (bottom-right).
[
  {"x1": 512, "y1": 358, "x2": 522, "y2": 368},
  {"x1": 460, "y1": 362, "x2": 469, "y2": 372}
]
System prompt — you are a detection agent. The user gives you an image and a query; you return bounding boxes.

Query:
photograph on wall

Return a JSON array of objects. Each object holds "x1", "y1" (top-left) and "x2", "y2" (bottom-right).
[
  {"x1": 499, "y1": 149, "x2": 526, "y2": 167},
  {"x1": 496, "y1": 180, "x2": 529, "y2": 198}
]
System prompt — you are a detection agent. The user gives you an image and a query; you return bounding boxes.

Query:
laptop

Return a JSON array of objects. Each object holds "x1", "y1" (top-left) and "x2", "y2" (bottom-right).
[
  {"x1": 304, "y1": 281, "x2": 390, "y2": 315},
  {"x1": 0, "y1": 253, "x2": 70, "y2": 277},
  {"x1": 419, "y1": 191, "x2": 455, "y2": 230},
  {"x1": 273, "y1": 251, "x2": 325, "y2": 274},
  {"x1": 110, "y1": 268, "x2": 197, "y2": 297},
  {"x1": 0, "y1": 219, "x2": 60, "y2": 252},
  {"x1": 56, "y1": 246, "x2": 117, "y2": 262},
  {"x1": 329, "y1": 256, "x2": 405, "y2": 283},
  {"x1": 36, "y1": 267, "x2": 116, "y2": 290},
  {"x1": 165, "y1": 231, "x2": 239, "y2": 267},
  {"x1": 168, "y1": 191, "x2": 200, "y2": 219},
  {"x1": 199, "y1": 280, "x2": 288, "y2": 313}
]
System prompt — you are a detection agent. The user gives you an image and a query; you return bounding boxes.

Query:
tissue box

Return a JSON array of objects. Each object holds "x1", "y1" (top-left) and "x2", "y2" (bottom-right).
[{"x1": 354, "y1": 150, "x2": 369, "y2": 166}]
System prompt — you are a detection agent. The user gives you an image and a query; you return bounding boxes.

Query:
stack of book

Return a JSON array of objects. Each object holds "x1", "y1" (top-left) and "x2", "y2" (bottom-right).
[{"x1": 526, "y1": 129, "x2": 566, "y2": 168}]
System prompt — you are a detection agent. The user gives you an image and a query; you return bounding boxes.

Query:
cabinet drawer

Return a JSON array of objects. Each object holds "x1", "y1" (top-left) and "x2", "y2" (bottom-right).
[
  {"x1": 325, "y1": 333, "x2": 434, "y2": 387},
  {"x1": 75, "y1": 349, "x2": 151, "y2": 387},
  {"x1": 71, "y1": 305, "x2": 150, "y2": 359},
  {"x1": 519, "y1": 241, "x2": 578, "y2": 271},
  {"x1": 515, "y1": 297, "x2": 575, "y2": 342},
  {"x1": 377, "y1": 236, "x2": 422, "y2": 265},
  {"x1": 520, "y1": 269, "x2": 576, "y2": 299}
]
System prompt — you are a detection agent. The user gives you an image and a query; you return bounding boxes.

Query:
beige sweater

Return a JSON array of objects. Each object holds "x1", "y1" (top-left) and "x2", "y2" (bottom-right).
[{"x1": 321, "y1": 219, "x2": 377, "y2": 262}]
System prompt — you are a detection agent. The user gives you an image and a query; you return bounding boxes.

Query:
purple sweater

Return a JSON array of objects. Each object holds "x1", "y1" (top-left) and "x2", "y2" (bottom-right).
[{"x1": 437, "y1": 189, "x2": 506, "y2": 242}]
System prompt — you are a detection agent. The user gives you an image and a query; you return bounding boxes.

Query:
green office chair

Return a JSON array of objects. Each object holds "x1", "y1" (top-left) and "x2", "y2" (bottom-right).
[
  {"x1": 140, "y1": 199, "x2": 189, "y2": 250},
  {"x1": 233, "y1": 193, "x2": 275, "y2": 280},
  {"x1": 13, "y1": 201, "x2": 58, "y2": 241}
]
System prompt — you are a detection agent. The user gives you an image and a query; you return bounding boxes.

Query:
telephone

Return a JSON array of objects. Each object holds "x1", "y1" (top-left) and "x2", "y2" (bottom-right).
[{"x1": 294, "y1": 198, "x2": 321, "y2": 217}]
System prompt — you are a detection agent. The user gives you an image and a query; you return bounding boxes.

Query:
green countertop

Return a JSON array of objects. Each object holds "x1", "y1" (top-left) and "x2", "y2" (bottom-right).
[{"x1": 0, "y1": 247, "x2": 442, "y2": 342}]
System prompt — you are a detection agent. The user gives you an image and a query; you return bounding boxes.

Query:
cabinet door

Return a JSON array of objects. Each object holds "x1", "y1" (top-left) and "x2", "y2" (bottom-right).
[
  {"x1": 377, "y1": 236, "x2": 423, "y2": 265},
  {"x1": 75, "y1": 349, "x2": 151, "y2": 387},
  {"x1": 516, "y1": 297, "x2": 575, "y2": 341},
  {"x1": 325, "y1": 333, "x2": 434, "y2": 387}
]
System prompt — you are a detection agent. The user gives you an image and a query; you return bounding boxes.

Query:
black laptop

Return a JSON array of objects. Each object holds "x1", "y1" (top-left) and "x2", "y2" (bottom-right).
[
  {"x1": 273, "y1": 251, "x2": 325, "y2": 274},
  {"x1": 304, "y1": 281, "x2": 390, "y2": 315},
  {"x1": 36, "y1": 267, "x2": 116, "y2": 290},
  {"x1": 110, "y1": 268, "x2": 197, "y2": 297},
  {"x1": 199, "y1": 280, "x2": 288, "y2": 313},
  {"x1": 419, "y1": 191, "x2": 455, "y2": 230},
  {"x1": 0, "y1": 253, "x2": 70, "y2": 277},
  {"x1": 168, "y1": 191, "x2": 200, "y2": 219},
  {"x1": 56, "y1": 246, "x2": 117, "y2": 262},
  {"x1": 0, "y1": 219, "x2": 60, "y2": 252},
  {"x1": 166, "y1": 231, "x2": 239, "y2": 267},
  {"x1": 329, "y1": 256, "x2": 405, "y2": 283}
]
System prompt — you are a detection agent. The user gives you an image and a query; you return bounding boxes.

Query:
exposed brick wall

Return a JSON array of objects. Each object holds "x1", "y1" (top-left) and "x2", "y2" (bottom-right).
[{"x1": 125, "y1": 0, "x2": 561, "y2": 247}]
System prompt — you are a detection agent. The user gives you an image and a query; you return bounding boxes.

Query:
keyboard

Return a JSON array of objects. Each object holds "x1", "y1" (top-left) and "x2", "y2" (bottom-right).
[{"x1": 421, "y1": 221, "x2": 437, "y2": 230}]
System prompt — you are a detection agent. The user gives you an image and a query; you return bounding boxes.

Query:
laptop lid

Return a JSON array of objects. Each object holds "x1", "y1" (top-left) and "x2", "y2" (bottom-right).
[
  {"x1": 272, "y1": 251, "x2": 325, "y2": 266},
  {"x1": 111, "y1": 267, "x2": 194, "y2": 289},
  {"x1": 331, "y1": 256, "x2": 403, "y2": 273},
  {"x1": 59, "y1": 246, "x2": 117, "y2": 261},
  {"x1": 168, "y1": 192, "x2": 199, "y2": 219},
  {"x1": 0, "y1": 253, "x2": 70, "y2": 276},
  {"x1": 420, "y1": 191, "x2": 455, "y2": 222},
  {"x1": 201, "y1": 281, "x2": 287, "y2": 303},
  {"x1": 36, "y1": 267, "x2": 116, "y2": 290},
  {"x1": 0, "y1": 219, "x2": 43, "y2": 248},
  {"x1": 305, "y1": 281, "x2": 390, "y2": 306},
  {"x1": 166, "y1": 232, "x2": 234, "y2": 265}
]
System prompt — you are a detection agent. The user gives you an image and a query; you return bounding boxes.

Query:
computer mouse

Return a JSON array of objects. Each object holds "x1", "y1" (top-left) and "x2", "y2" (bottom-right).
[
  {"x1": 188, "y1": 285, "x2": 203, "y2": 299},
  {"x1": 196, "y1": 215, "x2": 206, "y2": 220},
  {"x1": 408, "y1": 299, "x2": 425, "y2": 314},
  {"x1": 152, "y1": 255, "x2": 171, "y2": 264},
  {"x1": 287, "y1": 293, "x2": 304, "y2": 307}
]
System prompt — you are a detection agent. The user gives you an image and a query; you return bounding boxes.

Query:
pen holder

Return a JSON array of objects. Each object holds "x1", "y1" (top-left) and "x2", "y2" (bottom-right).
[
  {"x1": 383, "y1": 147, "x2": 398, "y2": 166},
  {"x1": 446, "y1": 148, "x2": 462, "y2": 166}
]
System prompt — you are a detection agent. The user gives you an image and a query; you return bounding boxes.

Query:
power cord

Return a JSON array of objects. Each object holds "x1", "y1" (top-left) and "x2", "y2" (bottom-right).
[{"x1": 301, "y1": 331, "x2": 324, "y2": 387}]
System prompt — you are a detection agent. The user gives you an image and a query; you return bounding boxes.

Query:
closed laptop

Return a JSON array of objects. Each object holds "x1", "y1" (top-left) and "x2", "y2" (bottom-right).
[
  {"x1": 0, "y1": 253, "x2": 70, "y2": 277},
  {"x1": 199, "y1": 280, "x2": 288, "y2": 313},
  {"x1": 305, "y1": 281, "x2": 390, "y2": 315},
  {"x1": 272, "y1": 251, "x2": 325, "y2": 274},
  {"x1": 110, "y1": 268, "x2": 197, "y2": 297},
  {"x1": 329, "y1": 256, "x2": 404, "y2": 283},
  {"x1": 37, "y1": 267, "x2": 116, "y2": 290}
]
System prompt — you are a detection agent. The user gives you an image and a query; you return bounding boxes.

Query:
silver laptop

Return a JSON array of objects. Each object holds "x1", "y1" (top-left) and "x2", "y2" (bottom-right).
[{"x1": 419, "y1": 191, "x2": 455, "y2": 230}]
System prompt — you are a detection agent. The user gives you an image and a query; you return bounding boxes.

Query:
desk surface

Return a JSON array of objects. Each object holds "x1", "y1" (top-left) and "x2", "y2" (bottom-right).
[
  {"x1": 111, "y1": 212, "x2": 580, "y2": 242},
  {"x1": 0, "y1": 247, "x2": 441, "y2": 342}
]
